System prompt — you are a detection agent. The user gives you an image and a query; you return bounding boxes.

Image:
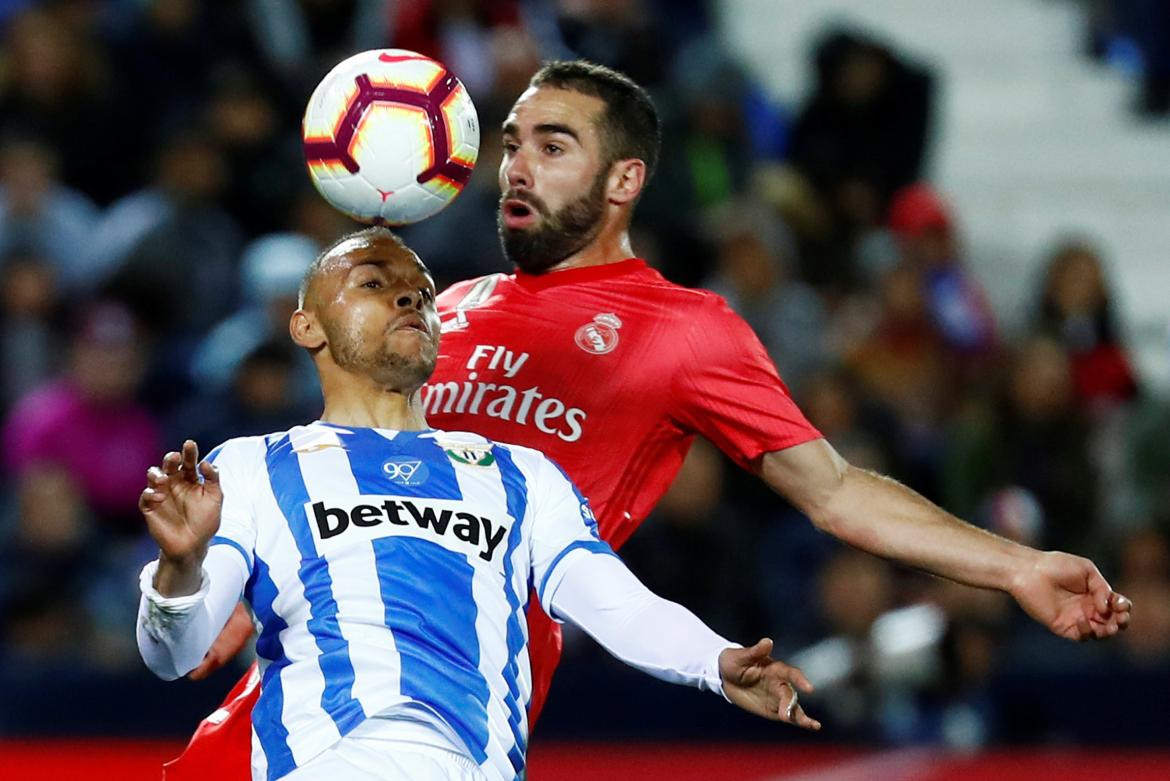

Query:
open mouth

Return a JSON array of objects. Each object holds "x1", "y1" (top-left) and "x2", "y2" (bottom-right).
[{"x1": 502, "y1": 198, "x2": 539, "y2": 229}]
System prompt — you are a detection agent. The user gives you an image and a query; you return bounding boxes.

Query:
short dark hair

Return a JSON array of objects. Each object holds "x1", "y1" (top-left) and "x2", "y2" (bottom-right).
[
  {"x1": 530, "y1": 60, "x2": 660, "y2": 181},
  {"x1": 297, "y1": 226, "x2": 409, "y2": 308}
]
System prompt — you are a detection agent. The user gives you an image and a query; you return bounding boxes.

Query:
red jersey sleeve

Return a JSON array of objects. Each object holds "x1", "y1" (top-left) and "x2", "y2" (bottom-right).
[{"x1": 671, "y1": 294, "x2": 821, "y2": 470}]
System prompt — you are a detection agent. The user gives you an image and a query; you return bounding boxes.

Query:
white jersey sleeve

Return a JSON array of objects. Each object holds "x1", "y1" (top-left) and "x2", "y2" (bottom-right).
[
  {"x1": 526, "y1": 454, "x2": 733, "y2": 698},
  {"x1": 136, "y1": 546, "x2": 247, "y2": 680},
  {"x1": 136, "y1": 437, "x2": 260, "y2": 680},
  {"x1": 548, "y1": 553, "x2": 731, "y2": 697},
  {"x1": 526, "y1": 455, "x2": 617, "y2": 619}
]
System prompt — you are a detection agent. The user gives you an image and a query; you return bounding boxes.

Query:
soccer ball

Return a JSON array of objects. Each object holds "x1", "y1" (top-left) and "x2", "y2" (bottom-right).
[{"x1": 302, "y1": 49, "x2": 480, "y2": 225}]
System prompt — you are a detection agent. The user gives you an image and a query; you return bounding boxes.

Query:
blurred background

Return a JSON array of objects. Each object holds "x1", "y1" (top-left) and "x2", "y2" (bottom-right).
[{"x1": 0, "y1": 0, "x2": 1168, "y2": 779}]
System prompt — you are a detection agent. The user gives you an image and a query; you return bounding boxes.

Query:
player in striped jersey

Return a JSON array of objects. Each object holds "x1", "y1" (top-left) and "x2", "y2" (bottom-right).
[{"x1": 136, "y1": 232, "x2": 819, "y2": 781}]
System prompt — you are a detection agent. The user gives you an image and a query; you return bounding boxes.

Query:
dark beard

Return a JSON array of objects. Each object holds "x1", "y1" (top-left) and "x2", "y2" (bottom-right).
[
  {"x1": 498, "y1": 171, "x2": 607, "y2": 274},
  {"x1": 323, "y1": 318, "x2": 436, "y2": 391}
]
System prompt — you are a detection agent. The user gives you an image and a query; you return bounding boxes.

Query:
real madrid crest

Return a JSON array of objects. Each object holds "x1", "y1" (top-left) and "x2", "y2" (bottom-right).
[{"x1": 574, "y1": 313, "x2": 621, "y2": 355}]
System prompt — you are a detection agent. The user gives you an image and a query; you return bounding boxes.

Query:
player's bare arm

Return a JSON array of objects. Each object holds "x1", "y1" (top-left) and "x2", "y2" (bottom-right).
[
  {"x1": 140, "y1": 439, "x2": 223, "y2": 597},
  {"x1": 759, "y1": 438, "x2": 1132, "y2": 641}
]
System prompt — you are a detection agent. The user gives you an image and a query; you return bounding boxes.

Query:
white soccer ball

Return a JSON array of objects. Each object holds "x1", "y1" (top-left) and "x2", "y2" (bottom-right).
[{"x1": 302, "y1": 49, "x2": 480, "y2": 225}]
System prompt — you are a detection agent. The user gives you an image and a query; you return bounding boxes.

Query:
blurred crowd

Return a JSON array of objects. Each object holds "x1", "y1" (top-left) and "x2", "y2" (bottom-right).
[{"x1": 0, "y1": 0, "x2": 1167, "y2": 748}]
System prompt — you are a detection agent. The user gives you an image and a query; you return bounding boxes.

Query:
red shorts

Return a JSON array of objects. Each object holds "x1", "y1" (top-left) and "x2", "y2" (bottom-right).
[{"x1": 162, "y1": 601, "x2": 563, "y2": 780}]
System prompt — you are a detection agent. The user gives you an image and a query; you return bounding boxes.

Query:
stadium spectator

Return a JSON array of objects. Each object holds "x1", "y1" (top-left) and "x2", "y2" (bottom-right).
[
  {"x1": 205, "y1": 69, "x2": 306, "y2": 237},
  {"x1": 846, "y1": 262, "x2": 949, "y2": 443},
  {"x1": 0, "y1": 247, "x2": 64, "y2": 415},
  {"x1": 93, "y1": 129, "x2": 241, "y2": 336},
  {"x1": 550, "y1": 0, "x2": 671, "y2": 88},
  {"x1": 169, "y1": 339, "x2": 316, "y2": 451},
  {"x1": 190, "y1": 232, "x2": 320, "y2": 409},
  {"x1": 0, "y1": 7, "x2": 127, "y2": 203},
  {"x1": 2, "y1": 302, "x2": 160, "y2": 535},
  {"x1": 943, "y1": 335, "x2": 1098, "y2": 551},
  {"x1": 104, "y1": 0, "x2": 256, "y2": 153},
  {"x1": 702, "y1": 197, "x2": 830, "y2": 392},
  {"x1": 246, "y1": 0, "x2": 392, "y2": 93},
  {"x1": 786, "y1": 28, "x2": 934, "y2": 288},
  {"x1": 0, "y1": 465, "x2": 95, "y2": 667},
  {"x1": 887, "y1": 183, "x2": 997, "y2": 359},
  {"x1": 0, "y1": 134, "x2": 100, "y2": 291},
  {"x1": 1035, "y1": 238, "x2": 1139, "y2": 410},
  {"x1": 390, "y1": 0, "x2": 523, "y2": 98}
]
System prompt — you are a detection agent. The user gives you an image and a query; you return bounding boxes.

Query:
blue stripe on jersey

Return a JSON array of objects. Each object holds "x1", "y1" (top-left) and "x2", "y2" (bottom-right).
[
  {"x1": 338, "y1": 428, "x2": 463, "y2": 500},
  {"x1": 547, "y1": 459, "x2": 603, "y2": 540},
  {"x1": 372, "y1": 536, "x2": 490, "y2": 763},
  {"x1": 211, "y1": 535, "x2": 253, "y2": 572},
  {"x1": 265, "y1": 435, "x2": 366, "y2": 738},
  {"x1": 492, "y1": 445, "x2": 531, "y2": 775},
  {"x1": 537, "y1": 540, "x2": 618, "y2": 606},
  {"x1": 245, "y1": 553, "x2": 296, "y2": 781},
  {"x1": 341, "y1": 429, "x2": 489, "y2": 759}
]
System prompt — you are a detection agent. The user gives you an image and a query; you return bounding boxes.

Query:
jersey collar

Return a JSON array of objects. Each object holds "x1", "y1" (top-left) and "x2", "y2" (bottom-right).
[{"x1": 512, "y1": 258, "x2": 647, "y2": 292}]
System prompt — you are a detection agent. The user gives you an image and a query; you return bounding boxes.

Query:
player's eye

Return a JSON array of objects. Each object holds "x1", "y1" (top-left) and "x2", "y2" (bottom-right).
[
  {"x1": 361, "y1": 279, "x2": 381, "y2": 289},
  {"x1": 543, "y1": 143, "x2": 562, "y2": 155},
  {"x1": 503, "y1": 140, "x2": 519, "y2": 153}
]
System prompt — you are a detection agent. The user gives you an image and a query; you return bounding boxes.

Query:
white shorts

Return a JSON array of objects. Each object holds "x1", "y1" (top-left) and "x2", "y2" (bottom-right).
[{"x1": 281, "y1": 732, "x2": 487, "y2": 781}]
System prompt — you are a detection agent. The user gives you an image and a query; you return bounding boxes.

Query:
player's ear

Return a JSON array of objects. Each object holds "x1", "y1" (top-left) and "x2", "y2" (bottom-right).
[
  {"x1": 607, "y1": 159, "x2": 646, "y2": 206},
  {"x1": 290, "y1": 309, "x2": 325, "y2": 351}
]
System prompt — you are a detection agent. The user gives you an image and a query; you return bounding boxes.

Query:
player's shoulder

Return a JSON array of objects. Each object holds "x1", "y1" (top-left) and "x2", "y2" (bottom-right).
[
  {"x1": 616, "y1": 266, "x2": 734, "y2": 313},
  {"x1": 205, "y1": 432, "x2": 271, "y2": 469},
  {"x1": 208, "y1": 423, "x2": 334, "y2": 464},
  {"x1": 436, "y1": 273, "x2": 511, "y2": 308}
]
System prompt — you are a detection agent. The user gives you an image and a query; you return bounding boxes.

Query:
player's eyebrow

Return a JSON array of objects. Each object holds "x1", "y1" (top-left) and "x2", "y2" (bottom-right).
[
  {"x1": 348, "y1": 258, "x2": 435, "y2": 291},
  {"x1": 534, "y1": 123, "x2": 579, "y2": 142},
  {"x1": 499, "y1": 121, "x2": 580, "y2": 144}
]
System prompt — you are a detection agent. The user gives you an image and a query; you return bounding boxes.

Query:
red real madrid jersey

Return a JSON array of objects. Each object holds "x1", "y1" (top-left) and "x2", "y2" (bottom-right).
[{"x1": 425, "y1": 258, "x2": 821, "y2": 550}]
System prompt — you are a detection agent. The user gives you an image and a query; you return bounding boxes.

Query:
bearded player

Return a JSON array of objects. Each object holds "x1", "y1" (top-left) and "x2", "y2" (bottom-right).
[{"x1": 163, "y1": 61, "x2": 1131, "y2": 780}]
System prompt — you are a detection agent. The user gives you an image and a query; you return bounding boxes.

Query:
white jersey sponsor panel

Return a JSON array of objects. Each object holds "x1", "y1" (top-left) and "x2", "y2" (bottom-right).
[{"x1": 206, "y1": 422, "x2": 612, "y2": 781}]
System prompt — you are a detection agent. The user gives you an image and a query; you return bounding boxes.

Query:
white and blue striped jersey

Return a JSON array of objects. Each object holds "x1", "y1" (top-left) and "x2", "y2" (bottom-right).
[{"x1": 205, "y1": 421, "x2": 615, "y2": 781}]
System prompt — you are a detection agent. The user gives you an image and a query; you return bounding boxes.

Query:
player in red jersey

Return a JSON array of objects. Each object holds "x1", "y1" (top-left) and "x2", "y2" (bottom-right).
[{"x1": 163, "y1": 61, "x2": 1131, "y2": 779}]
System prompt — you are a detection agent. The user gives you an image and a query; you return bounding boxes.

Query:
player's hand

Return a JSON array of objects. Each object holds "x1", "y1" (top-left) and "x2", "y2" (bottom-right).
[
  {"x1": 139, "y1": 440, "x2": 223, "y2": 565},
  {"x1": 1010, "y1": 550, "x2": 1132, "y2": 641},
  {"x1": 188, "y1": 601, "x2": 255, "y2": 680},
  {"x1": 719, "y1": 638, "x2": 821, "y2": 730}
]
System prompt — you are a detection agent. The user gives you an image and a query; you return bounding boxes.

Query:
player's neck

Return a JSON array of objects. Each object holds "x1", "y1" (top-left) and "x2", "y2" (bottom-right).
[
  {"x1": 544, "y1": 222, "x2": 634, "y2": 273},
  {"x1": 318, "y1": 376, "x2": 430, "y2": 431}
]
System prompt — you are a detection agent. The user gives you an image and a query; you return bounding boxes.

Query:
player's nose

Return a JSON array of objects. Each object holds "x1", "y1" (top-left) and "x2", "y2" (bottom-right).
[
  {"x1": 503, "y1": 149, "x2": 532, "y2": 189},
  {"x1": 395, "y1": 289, "x2": 424, "y2": 310}
]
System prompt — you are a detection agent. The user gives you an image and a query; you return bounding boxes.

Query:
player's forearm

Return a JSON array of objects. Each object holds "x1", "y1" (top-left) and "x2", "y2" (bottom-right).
[
  {"x1": 548, "y1": 551, "x2": 732, "y2": 696},
  {"x1": 137, "y1": 546, "x2": 247, "y2": 680},
  {"x1": 819, "y1": 465, "x2": 1038, "y2": 591}
]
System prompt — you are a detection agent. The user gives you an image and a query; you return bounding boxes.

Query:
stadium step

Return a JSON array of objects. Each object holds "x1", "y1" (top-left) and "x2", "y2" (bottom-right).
[{"x1": 721, "y1": 0, "x2": 1170, "y2": 388}]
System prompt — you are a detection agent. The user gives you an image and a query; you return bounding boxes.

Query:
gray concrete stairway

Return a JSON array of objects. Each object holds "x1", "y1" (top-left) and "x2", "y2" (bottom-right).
[{"x1": 721, "y1": 0, "x2": 1170, "y2": 388}]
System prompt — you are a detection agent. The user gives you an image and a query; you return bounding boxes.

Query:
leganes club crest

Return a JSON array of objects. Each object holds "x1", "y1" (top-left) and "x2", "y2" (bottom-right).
[{"x1": 442, "y1": 442, "x2": 495, "y2": 467}]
